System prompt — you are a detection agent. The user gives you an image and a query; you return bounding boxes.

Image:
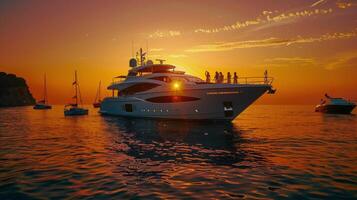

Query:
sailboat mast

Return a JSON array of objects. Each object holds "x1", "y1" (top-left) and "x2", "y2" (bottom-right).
[
  {"x1": 75, "y1": 71, "x2": 78, "y2": 106},
  {"x1": 99, "y1": 81, "x2": 101, "y2": 101},
  {"x1": 44, "y1": 73, "x2": 47, "y2": 104}
]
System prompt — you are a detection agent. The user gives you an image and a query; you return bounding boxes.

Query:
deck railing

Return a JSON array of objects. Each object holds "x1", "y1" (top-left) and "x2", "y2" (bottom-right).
[
  {"x1": 210, "y1": 77, "x2": 274, "y2": 85},
  {"x1": 110, "y1": 76, "x2": 274, "y2": 85}
]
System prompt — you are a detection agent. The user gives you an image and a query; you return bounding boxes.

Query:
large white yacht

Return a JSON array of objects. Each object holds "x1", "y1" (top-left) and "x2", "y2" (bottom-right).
[{"x1": 100, "y1": 49, "x2": 275, "y2": 121}]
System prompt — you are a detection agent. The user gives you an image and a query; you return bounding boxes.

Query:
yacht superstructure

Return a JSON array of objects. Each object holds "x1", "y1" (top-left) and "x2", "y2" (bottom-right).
[{"x1": 100, "y1": 49, "x2": 275, "y2": 121}]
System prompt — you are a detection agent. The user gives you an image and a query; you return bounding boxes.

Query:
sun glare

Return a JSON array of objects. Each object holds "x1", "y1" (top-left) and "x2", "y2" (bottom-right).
[{"x1": 173, "y1": 82, "x2": 180, "y2": 90}]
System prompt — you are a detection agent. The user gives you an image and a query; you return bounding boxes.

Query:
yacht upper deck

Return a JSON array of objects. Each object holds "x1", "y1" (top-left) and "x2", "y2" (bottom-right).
[{"x1": 109, "y1": 47, "x2": 274, "y2": 90}]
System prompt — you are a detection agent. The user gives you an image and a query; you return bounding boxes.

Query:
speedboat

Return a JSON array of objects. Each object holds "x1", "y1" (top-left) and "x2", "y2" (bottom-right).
[
  {"x1": 34, "y1": 74, "x2": 52, "y2": 110},
  {"x1": 315, "y1": 94, "x2": 356, "y2": 114},
  {"x1": 99, "y1": 48, "x2": 275, "y2": 121},
  {"x1": 93, "y1": 81, "x2": 102, "y2": 108},
  {"x1": 64, "y1": 71, "x2": 88, "y2": 116}
]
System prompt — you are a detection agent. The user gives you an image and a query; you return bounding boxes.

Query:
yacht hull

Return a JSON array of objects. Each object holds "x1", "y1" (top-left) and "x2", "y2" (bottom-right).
[
  {"x1": 315, "y1": 104, "x2": 356, "y2": 114},
  {"x1": 100, "y1": 85, "x2": 270, "y2": 121}
]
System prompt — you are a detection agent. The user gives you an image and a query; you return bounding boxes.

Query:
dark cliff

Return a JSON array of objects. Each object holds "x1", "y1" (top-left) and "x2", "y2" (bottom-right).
[{"x1": 0, "y1": 72, "x2": 36, "y2": 107}]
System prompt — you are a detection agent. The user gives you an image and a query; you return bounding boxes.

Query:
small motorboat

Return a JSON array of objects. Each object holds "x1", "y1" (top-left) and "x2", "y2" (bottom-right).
[
  {"x1": 315, "y1": 94, "x2": 356, "y2": 114},
  {"x1": 64, "y1": 71, "x2": 88, "y2": 116},
  {"x1": 34, "y1": 74, "x2": 52, "y2": 110},
  {"x1": 93, "y1": 81, "x2": 102, "y2": 108}
]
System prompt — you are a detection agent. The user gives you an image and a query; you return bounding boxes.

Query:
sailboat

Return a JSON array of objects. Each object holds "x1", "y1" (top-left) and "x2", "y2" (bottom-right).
[
  {"x1": 64, "y1": 71, "x2": 88, "y2": 116},
  {"x1": 93, "y1": 81, "x2": 102, "y2": 108},
  {"x1": 33, "y1": 74, "x2": 52, "y2": 109}
]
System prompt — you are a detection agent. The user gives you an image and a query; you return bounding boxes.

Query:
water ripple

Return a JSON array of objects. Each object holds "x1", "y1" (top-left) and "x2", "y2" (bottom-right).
[{"x1": 0, "y1": 105, "x2": 356, "y2": 199}]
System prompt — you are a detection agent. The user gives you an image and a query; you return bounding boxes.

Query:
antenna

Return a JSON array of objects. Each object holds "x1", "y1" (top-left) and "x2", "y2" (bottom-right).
[{"x1": 146, "y1": 40, "x2": 149, "y2": 59}]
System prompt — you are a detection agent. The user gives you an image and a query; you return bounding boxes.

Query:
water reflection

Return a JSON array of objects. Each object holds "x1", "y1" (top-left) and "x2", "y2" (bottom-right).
[
  {"x1": 102, "y1": 116, "x2": 266, "y2": 167},
  {"x1": 2, "y1": 106, "x2": 356, "y2": 199}
]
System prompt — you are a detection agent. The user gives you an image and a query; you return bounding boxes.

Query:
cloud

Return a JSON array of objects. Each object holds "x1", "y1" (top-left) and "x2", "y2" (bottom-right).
[
  {"x1": 194, "y1": 8, "x2": 333, "y2": 34},
  {"x1": 336, "y1": 1, "x2": 355, "y2": 9},
  {"x1": 264, "y1": 57, "x2": 316, "y2": 67},
  {"x1": 185, "y1": 30, "x2": 357, "y2": 52},
  {"x1": 311, "y1": 0, "x2": 326, "y2": 7},
  {"x1": 169, "y1": 54, "x2": 187, "y2": 58},
  {"x1": 325, "y1": 52, "x2": 357, "y2": 70},
  {"x1": 148, "y1": 30, "x2": 181, "y2": 38},
  {"x1": 146, "y1": 2, "x2": 353, "y2": 39},
  {"x1": 147, "y1": 54, "x2": 163, "y2": 58},
  {"x1": 263, "y1": 52, "x2": 357, "y2": 70},
  {"x1": 150, "y1": 48, "x2": 164, "y2": 52}
]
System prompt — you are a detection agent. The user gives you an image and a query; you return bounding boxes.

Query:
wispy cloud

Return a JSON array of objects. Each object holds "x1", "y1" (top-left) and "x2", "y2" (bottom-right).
[
  {"x1": 185, "y1": 30, "x2": 357, "y2": 52},
  {"x1": 325, "y1": 51, "x2": 357, "y2": 70},
  {"x1": 150, "y1": 48, "x2": 164, "y2": 52},
  {"x1": 169, "y1": 54, "x2": 187, "y2": 58},
  {"x1": 146, "y1": 1, "x2": 353, "y2": 39},
  {"x1": 147, "y1": 54, "x2": 163, "y2": 59},
  {"x1": 311, "y1": 0, "x2": 326, "y2": 7},
  {"x1": 148, "y1": 30, "x2": 181, "y2": 38},
  {"x1": 194, "y1": 8, "x2": 333, "y2": 34},
  {"x1": 264, "y1": 57, "x2": 316, "y2": 67},
  {"x1": 336, "y1": 1, "x2": 356, "y2": 9}
]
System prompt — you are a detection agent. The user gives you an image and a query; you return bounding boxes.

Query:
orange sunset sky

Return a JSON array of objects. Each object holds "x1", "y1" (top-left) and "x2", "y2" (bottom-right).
[{"x1": 1, "y1": 0, "x2": 356, "y2": 104}]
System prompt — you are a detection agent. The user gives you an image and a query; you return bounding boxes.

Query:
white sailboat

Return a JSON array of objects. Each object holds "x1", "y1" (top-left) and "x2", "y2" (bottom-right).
[
  {"x1": 64, "y1": 71, "x2": 88, "y2": 116},
  {"x1": 33, "y1": 74, "x2": 52, "y2": 109}
]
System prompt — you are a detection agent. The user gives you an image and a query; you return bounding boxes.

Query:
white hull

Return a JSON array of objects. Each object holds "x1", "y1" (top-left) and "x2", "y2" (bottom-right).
[{"x1": 100, "y1": 84, "x2": 270, "y2": 121}]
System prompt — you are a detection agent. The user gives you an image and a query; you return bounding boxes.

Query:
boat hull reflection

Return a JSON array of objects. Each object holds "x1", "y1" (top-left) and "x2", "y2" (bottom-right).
[{"x1": 102, "y1": 116, "x2": 266, "y2": 166}]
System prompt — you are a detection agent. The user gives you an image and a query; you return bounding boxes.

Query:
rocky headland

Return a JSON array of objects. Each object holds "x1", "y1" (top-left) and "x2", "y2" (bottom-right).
[{"x1": 0, "y1": 72, "x2": 36, "y2": 107}]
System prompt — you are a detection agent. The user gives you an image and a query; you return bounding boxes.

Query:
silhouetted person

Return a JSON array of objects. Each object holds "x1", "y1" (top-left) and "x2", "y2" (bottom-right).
[
  {"x1": 227, "y1": 72, "x2": 231, "y2": 84},
  {"x1": 233, "y1": 72, "x2": 238, "y2": 84},
  {"x1": 214, "y1": 71, "x2": 219, "y2": 83},
  {"x1": 205, "y1": 71, "x2": 211, "y2": 83},
  {"x1": 264, "y1": 70, "x2": 268, "y2": 84},
  {"x1": 219, "y1": 72, "x2": 224, "y2": 83},
  {"x1": 320, "y1": 99, "x2": 326, "y2": 105}
]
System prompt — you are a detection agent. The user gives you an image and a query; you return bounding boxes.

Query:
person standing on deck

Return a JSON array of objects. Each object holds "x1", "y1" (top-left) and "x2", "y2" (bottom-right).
[
  {"x1": 219, "y1": 72, "x2": 223, "y2": 83},
  {"x1": 214, "y1": 72, "x2": 219, "y2": 83},
  {"x1": 233, "y1": 72, "x2": 238, "y2": 84},
  {"x1": 264, "y1": 70, "x2": 268, "y2": 84},
  {"x1": 205, "y1": 71, "x2": 211, "y2": 83},
  {"x1": 227, "y1": 72, "x2": 231, "y2": 84}
]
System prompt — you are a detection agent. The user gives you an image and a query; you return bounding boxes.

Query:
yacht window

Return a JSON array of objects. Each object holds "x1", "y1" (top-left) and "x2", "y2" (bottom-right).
[
  {"x1": 127, "y1": 71, "x2": 137, "y2": 76},
  {"x1": 146, "y1": 96, "x2": 200, "y2": 103},
  {"x1": 121, "y1": 83, "x2": 160, "y2": 95},
  {"x1": 170, "y1": 76, "x2": 188, "y2": 82},
  {"x1": 149, "y1": 76, "x2": 172, "y2": 83},
  {"x1": 124, "y1": 104, "x2": 133, "y2": 112},
  {"x1": 187, "y1": 77, "x2": 204, "y2": 83}
]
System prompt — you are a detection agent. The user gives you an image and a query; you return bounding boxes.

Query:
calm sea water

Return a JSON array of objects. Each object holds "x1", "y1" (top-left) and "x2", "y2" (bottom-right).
[{"x1": 0, "y1": 105, "x2": 356, "y2": 199}]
